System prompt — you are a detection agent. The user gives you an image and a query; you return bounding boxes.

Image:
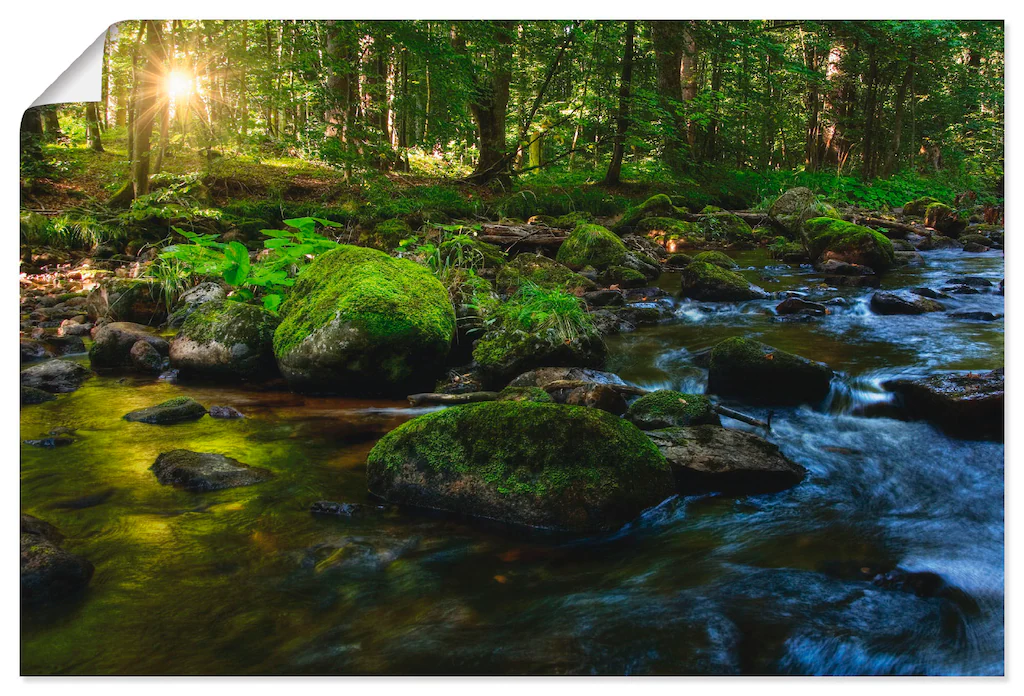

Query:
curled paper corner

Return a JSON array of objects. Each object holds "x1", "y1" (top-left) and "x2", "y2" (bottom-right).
[{"x1": 31, "y1": 24, "x2": 118, "y2": 107}]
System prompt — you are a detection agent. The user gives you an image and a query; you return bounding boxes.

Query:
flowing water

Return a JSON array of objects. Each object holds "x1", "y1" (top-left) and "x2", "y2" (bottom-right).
[{"x1": 21, "y1": 249, "x2": 1004, "y2": 675}]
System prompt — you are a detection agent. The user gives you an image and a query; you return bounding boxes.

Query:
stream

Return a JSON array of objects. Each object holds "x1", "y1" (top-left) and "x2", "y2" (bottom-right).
[{"x1": 21, "y1": 249, "x2": 1004, "y2": 675}]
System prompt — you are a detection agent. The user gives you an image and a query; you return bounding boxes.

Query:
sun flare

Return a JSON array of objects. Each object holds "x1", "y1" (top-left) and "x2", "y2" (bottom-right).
[{"x1": 166, "y1": 70, "x2": 193, "y2": 99}]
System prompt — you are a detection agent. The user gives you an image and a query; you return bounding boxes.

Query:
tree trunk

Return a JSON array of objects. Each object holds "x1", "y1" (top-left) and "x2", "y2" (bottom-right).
[
  {"x1": 652, "y1": 20, "x2": 685, "y2": 171},
  {"x1": 883, "y1": 56, "x2": 915, "y2": 177},
  {"x1": 131, "y1": 20, "x2": 165, "y2": 199},
  {"x1": 20, "y1": 106, "x2": 44, "y2": 167},
  {"x1": 41, "y1": 106, "x2": 63, "y2": 142},
  {"x1": 603, "y1": 20, "x2": 635, "y2": 186},
  {"x1": 680, "y1": 23, "x2": 698, "y2": 152},
  {"x1": 465, "y1": 21, "x2": 514, "y2": 184},
  {"x1": 85, "y1": 102, "x2": 104, "y2": 152}
]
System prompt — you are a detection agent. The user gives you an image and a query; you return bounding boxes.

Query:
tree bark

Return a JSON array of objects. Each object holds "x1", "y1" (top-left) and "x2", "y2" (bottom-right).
[
  {"x1": 603, "y1": 20, "x2": 635, "y2": 186},
  {"x1": 883, "y1": 56, "x2": 915, "y2": 177},
  {"x1": 652, "y1": 21, "x2": 685, "y2": 171},
  {"x1": 41, "y1": 106, "x2": 63, "y2": 142},
  {"x1": 131, "y1": 20, "x2": 165, "y2": 199},
  {"x1": 85, "y1": 102, "x2": 104, "y2": 152},
  {"x1": 464, "y1": 21, "x2": 514, "y2": 184}
]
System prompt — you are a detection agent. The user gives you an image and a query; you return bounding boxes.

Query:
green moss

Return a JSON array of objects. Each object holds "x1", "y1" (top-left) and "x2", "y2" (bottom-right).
[
  {"x1": 692, "y1": 251, "x2": 738, "y2": 269},
  {"x1": 367, "y1": 401, "x2": 667, "y2": 498},
  {"x1": 699, "y1": 205, "x2": 724, "y2": 214},
  {"x1": 635, "y1": 217, "x2": 699, "y2": 244},
  {"x1": 804, "y1": 217, "x2": 895, "y2": 270},
  {"x1": 625, "y1": 390, "x2": 719, "y2": 429},
  {"x1": 678, "y1": 261, "x2": 765, "y2": 301},
  {"x1": 903, "y1": 196, "x2": 943, "y2": 217},
  {"x1": 359, "y1": 218, "x2": 412, "y2": 250},
  {"x1": 555, "y1": 223, "x2": 628, "y2": 270},
  {"x1": 959, "y1": 234, "x2": 992, "y2": 247},
  {"x1": 530, "y1": 211, "x2": 593, "y2": 229},
  {"x1": 273, "y1": 244, "x2": 455, "y2": 363},
  {"x1": 494, "y1": 253, "x2": 595, "y2": 296},
  {"x1": 696, "y1": 211, "x2": 754, "y2": 243},
  {"x1": 497, "y1": 386, "x2": 553, "y2": 403},
  {"x1": 600, "y1": 265, "x2": 646, "y2": 288},
  {"x1": 615, "y1": 194, "x2": 686, "y2": 232},
  {"x1": 707, "y1": 336, "x2": 833, "y2": 405}
]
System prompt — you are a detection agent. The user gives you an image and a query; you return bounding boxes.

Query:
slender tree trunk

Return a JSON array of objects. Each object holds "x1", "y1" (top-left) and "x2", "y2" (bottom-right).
[
  {"x1": 652, "y1": 20, "x2": 685, "y2": 171},
  {"x1": 85, "y1": 102, "x2": 104, "y2": 152},
  {"x1": 603, "y1": 20, "x2": 635, "y2": 186},
  {"x1": 131, "y1": 20, "x2": 165, "y2": 199},
  {"x1": 41, "y1": 106, "x2": 63, "y2": 141},
  {"x1": 681, "y1": 22, "x2": 698, "y2": 153},
  {"x1": 239, "y1": 19, "x2": 248, "y2": 141},
  {"x1": 464, "y1": 21, "x2": 514, "y2": 184},
  {"x1": 883, "y1": 55, "x2": 915, "y2": 177},
  {"x1": 20, "y1": 106, "x2": 45, "y2": 167}
]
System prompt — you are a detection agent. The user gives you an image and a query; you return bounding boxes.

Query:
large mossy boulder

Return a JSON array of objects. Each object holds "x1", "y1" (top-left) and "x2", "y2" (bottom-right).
[
  {"x1": 89, "y1": 322, "x2": 169, "y2": 370},
  {"x1": 707, "y1": 337, "x2": 834, "y2": 405},
  {"x1": 924, "y1": 203, "x2": 967, "y2": 236},
  {"x1": 123, "y1": 396, "x2": 208, "y2": 424},
  {"x1": 625, "y1": 390, "x2": 720, "y2": 430},
  {"x1": 366, "y1": 401, "x2": 674, "y2": 532},
  {"x1": 615, "y1": 194, "x2": 683, "y2": 233},
  {"x1": 494, "y1": 253, "x2": 595, "y2": 296},
  {"x1": 804, "y1": 217, "x2": 895, "y2": 272},
  {"x1": 692, "y1": 250, "x2": 738, "y2": 269},
  {"x1": 769, "y1": 187, "x2": 841, "y2": 239},
  {"x1": 635, "y1": 218, "x2": 700, "y2": 247},
  {"x1": 170, "y1": 300, "x2": 279, "y2": 379},
  {"x1": 883, "y1": 368, "x2": 1003, "y2": 441},
  {"x1": 647, "y1": 425, "x2": 807, "y2": 495},
  {"x1": 438, "y1": 235, "x2": 507, "y2": 269},
  {"x1": 273, "y1": 245, "x2": 455, "y2": 396},
  {"x1": 556, "y1": 223, "x2": 628, "y2": 270},
  {"x1": 85, "y1": 278, "x2": 167, "y2": 325},
  {"x1": 677, "y1": 261, "x2": 769, "y2": 301},
  {"x1": 903, "y1": 197, "x2": 943, "y2": 217},
  {"x1": 167, "y1": 282, "x2": 227, "y2": 328}
]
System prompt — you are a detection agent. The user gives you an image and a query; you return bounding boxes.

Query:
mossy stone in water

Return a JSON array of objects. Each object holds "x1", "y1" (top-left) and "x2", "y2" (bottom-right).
[
  {"x1": 635, "y1": 217, "x2": 699, "y2": 246},
  {"x1": 600, "y1": 265, "x2": 646, "y2": 288},
  {"x1": 170, "y1": 300, "x2": 279, "y2": 379},
  {"x1": 123, "y1": 396, "x2": 208, "y2": 424},
  {"x1": 615, "y1": 194, "x2": 684, "y2": 233},
  {"x1": 707, "y1": 336, "x2": 834, "y2": 406},
  {"x1": 494, "y1": 253, "x2": 595, "y2": 296},
  {"x1": 556, "y1": 223, "x2": 628, "y2": 270},
  {"x1": 692, "y1": 251, "x2": 738, "y2": 269},
  {"x1": 903, "y1": 196, "x2": 943, "y2": 217},
  {"x1": 625, "y1": 390, "x2": 720, "y2": 430},
  {"x1": 366, "y1": 401, "x2": 674, "y2": 532},
  {"x1": 696, "y1": 211, "x2": 754, "y2": 245},
  {"x1": 804, "y1": 217, "x2": 895, "y2": 271},
  {"x1": 151, "y1": 450, "x2": 272, "y2": 491},
  {"x1": 273, "y1": 245, "x2": 455, "y2": 396},
  {"x1": 678, "y1": 261, "x2": 769, "y2": 301}
]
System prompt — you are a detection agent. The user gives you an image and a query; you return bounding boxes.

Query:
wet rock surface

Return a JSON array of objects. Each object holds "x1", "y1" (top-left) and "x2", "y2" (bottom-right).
[
  {"x1": 150, "y1": 450, "x2": 273, "y2": 491},
  {"x1": 124, "y1": 397, "x2": 208, "y2": 424},
  {"x1": 20, "y1": 359, "x2": 92, "y2": 394},
  {"x1": 884, "y1": 368, "x2": 1003, "y2": 441},
  {"x1": 21, "y1": 514, "x2": 94, "y2": 605}
]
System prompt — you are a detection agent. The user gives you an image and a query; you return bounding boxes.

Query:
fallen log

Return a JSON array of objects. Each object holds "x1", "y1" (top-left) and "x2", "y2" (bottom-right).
[
  {"x1": 407, "y1": 391, "x2": 499, "y2": 406},
  {"x1": 477, "y1": 223, "x2": 569, "y2": 249},
  {"x1": 713, "y1": 404, "x2": 772, "y2": 431},
  {"x1": 844, "y1": 215, "x2": 932, "y2": 238}
]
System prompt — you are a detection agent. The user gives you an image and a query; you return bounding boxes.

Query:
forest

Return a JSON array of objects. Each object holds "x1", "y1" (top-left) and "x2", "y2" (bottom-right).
[{"x1": 20, "y1": 19, "x2": 1005, "y2": 677}]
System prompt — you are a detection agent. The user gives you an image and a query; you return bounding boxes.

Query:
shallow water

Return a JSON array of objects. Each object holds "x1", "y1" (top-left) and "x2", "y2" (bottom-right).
[{"x1": 21, "y1": 249, "x2": 1004, "y2": 675}]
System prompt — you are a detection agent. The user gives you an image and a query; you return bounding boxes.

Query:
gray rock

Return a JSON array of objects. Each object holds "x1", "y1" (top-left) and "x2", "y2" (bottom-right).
[
  {"x1": 21, "y1": 385, "x2": 56, "y2": 405},
  {"x1": 646, "y1": 425, "x2": 807, "y2": 495},
  {"x1": 883, "y1": 368, "x2": 1003, "y2": 441},
  {"x1": 150, "y1": 449, "x2": 272, "y2": 491},
  {"x1": 130, "y1": 340, "x2": 166, "y2": 374},
  {"x1": 21, "y1": 515, "x2": 94, "y2": 605},
  {"x1": 89, "y1": 322, "x2": 169, "y2": 370},
  {"x1": 209, "y1": 405, "x2": 245, "y2": 419},
  {"x1": 166, "y1": 282, "x2": 227, "y2": 328},
  {"x1": 20, "y1": 359, "x2": 91, "y2": 393},
  {"x1": 870, "y1": 292, "x2": 944, "y2": 315}
]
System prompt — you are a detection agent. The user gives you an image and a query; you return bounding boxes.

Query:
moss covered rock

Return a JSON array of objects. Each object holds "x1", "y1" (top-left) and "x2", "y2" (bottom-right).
[
  {"x1": 472, "y1": 317, "x2": 606, "y2": 388},
  {"x1": 528, "y1": 211, "x2": 593, "y2": 229},
  {"x1": 903, "y1": 197, "x2": 943, "y2": 217},
  {"x1": 769, "y1": 187, "x2": 841, "y2": 238},
  {"x1": 21, "y1": 515, "x2": 94, "y2": 605},
  {"x1": 359, "y1": 218, "x2": 412, "y2": 251},
  {"x1": 494, "y1": 253, "x2": 595, "y2": 296},
  {"x1": 615, "y1": 194, "x2": 684, "y2": 233},
  {"x1": 958, "y1": 233, "x2": 993, "y2": 249},
  {"x1": 625, "y1": 390, "x2": 720, "y2": 430},
  {"x1": 924, "y1": 203, "x2": 966, "y2": 236},
  {"x1": 273, "y1": 245, "x2": 455, "y2": 395},
  {"x1": 678, "y1": 261, "x2": 769, "y2": 302},
  {"x1": 804, "y1": 217, "x2": 896, "y2": 271},
  {"x1": 599, "y1": 265, "x2": 647, "y2": 288},
  {"x1": 123, "y1": 396, "x2": 208, "y2": 424},
  {"x1": 555, "y1": 223, "x2": 629, "y2": 270},
  {"x1": 692, "y1": 250, "x2": 738, "y2": 269},
  {"x1": 366, "y1": 401, "x2": 674, "y2": 532},
  {"x1": 170, "y1": 300, "x2": 280, "y2": 378},
  {"x1": 708, "y1": 337, "x2": 834, "y2": 405}
]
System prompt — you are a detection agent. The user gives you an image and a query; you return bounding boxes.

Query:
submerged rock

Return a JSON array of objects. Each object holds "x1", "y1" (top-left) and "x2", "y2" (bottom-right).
[
  {"x1": 366, "y1": 401, "x2": 674, "y2": 532},
  {"x1": 89, "y1": 322, "x2": 169, "y2": 370},
  {"x1": 869, "y1": 291, "x2": 944, "y2": 315},
  {"x1": 123, "y1": 396, "x2": 207, "y2": 424},
  {"x1": 625, "y1": 390, "x2": 720, "y2": 430},
  {"x1": 150, "y1": 449, "x2": 272, "y2": 491},
  {"x1": 707, "y1": 337, "x2": 833, "y2": 406},
  {"x1": 883, "y1": 368, "x2": 1003, "y2": 440},
  {"x1": 209, "y1": 405, "x2": 246, "y2": 419},
  {"x1": 21, "y1": 385, "x2": 56, "y2": 405},
  {"x1": 21, "y1": 514, "x2": 94, "y2": 605},
  {"x1": 20, "y1": 359, "x2": 91, "y2": 394},
  {"x1": 170, "y1": 300, "x2": 279, "y2": 379},
  {"x1": 646, "y1": 425, "x2": 806, "y2": 495},
  {"x1": 678, "y1": 261, "x2": 769, "y2": 302},
  {"x1": 310, "y1": 500, "x2": 388, "y2": 517},
  {"x1": 273, "y1": 245, "x2": 455, "y2": 396}
]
